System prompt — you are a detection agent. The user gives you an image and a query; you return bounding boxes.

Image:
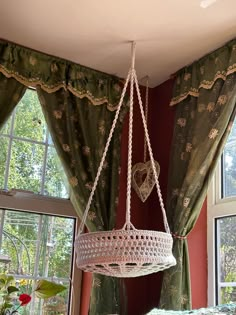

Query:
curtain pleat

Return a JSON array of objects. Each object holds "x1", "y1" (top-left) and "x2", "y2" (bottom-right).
[
  {"x1": 36, "y1": 86, "x2": 127, "y2": 315},
  {"x1": 0, "y1": 72, "x2": 26, "y2": 130},
  {"x1": 159, "y1": 73, "x2": 236, "y2": 310}
]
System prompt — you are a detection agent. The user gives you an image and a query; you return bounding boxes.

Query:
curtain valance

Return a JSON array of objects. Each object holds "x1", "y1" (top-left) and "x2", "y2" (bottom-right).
[
  {"x1": 170, "y1": 38, "x2": 236, "y2": 106},
  {"x1": 0, "y1": 39, "x2": 122, "y2": 111}
]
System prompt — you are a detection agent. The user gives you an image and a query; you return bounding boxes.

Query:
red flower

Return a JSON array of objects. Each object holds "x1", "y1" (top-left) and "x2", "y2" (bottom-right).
[{"x1": 19, "y1": 293, "x2": 31, "y2": 306}]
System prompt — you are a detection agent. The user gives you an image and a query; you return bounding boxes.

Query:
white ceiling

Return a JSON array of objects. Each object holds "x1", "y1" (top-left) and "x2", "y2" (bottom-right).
[{"x1": 0, "y1": 0, "x2": 236, "y2": 87}]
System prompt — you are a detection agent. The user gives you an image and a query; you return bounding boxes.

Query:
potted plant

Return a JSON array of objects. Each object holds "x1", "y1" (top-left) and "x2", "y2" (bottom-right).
[{"x1": 0, "y1": 274, "x2": 66, "y2": 315}]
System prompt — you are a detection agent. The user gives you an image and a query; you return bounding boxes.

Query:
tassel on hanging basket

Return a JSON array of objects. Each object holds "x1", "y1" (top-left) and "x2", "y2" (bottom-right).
[{"x1": 74, "y1": 42, "x2": 176, "y2": 278}]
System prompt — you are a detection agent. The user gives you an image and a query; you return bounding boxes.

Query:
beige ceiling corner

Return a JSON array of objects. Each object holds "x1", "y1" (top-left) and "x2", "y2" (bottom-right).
[{"x1": 0, "y1": 0, "x2": 236, "y2": 87}]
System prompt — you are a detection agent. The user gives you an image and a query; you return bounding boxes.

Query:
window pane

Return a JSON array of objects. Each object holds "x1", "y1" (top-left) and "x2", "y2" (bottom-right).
[
  {"x1": 48, "y1": 217, "x2": 74, "y2": 278},
  {"x1": 0, "y1": 117, "x2": 11, "y2": 135},
  {"x1": 44, "y1": 147, "x2": 69, "y2": 198},
  {"x1": 48, "y1": 133, "x2": 54, "y2": 145},
  {"x1": 222, "y1": 119, "x2": 236, "y2": 198},
  {"x1": 1, "y1": 210, "x2": 39, "y2": 274},
  {"x1": 216, "y1": 216, "x2": 236, "y2": 304},
  {"x1": 220, "y1": 286, "x2": 236, "y2": 304},
  {"x1": 0, "y1": 88, "x2": 69, "y2": 198},
  {"x1": 0, "y1": 208, "x2": 75, "y2": 315},
  {"x1": 0, "y1": 137, "x2": 9, "y2": 188},
  {"x1": 216, "y1": 216, "x2": 236, "y2": 282},
  {"x1": 13, "y1": 89, "x2": 47, "y2": 142},
  {"x1": 8, "y1": 140, "x2": 44, "y2": 193}
]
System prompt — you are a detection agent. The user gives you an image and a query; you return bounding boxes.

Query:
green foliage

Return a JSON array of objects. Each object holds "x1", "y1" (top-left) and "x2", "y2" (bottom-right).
[
  {"x1": 34, "y1": 280, "x2": 66, "y2": 299},
  {"x1": 0, "y1": 274, "x2": 18, "y2": 315},
  {"x1": 223, "y1": 119, "x2": 236, "y2": 197},
  {"x1": 13, "y1": 89, "x2": 47, "y2": 142},
  {"x1": 218, "y1": 216, "x2": 236, "y2": 303},
  {"x1": 1, "y1": 210, "x2": 74, "y2": 282},
  {"x1": 0, "y1": 89, "x2": 68, "y2": 197},
  {"x1": 0, "y1": 137, "x2": 8, "y2": 188},
  {"x1": 7, "y1": 287, "x2": 19, "y2": 295},
  {"x1": 0, "y1": 275, "x2": 66, "y2": 315},
  {"x1": 0, "y1": 90, "x2": 73, "y2": 314},
  {"x1": 218, "y1": 120, "x2": 236, "y2": 304},
  {"x1": 47, "y1": 217, "x2": 74, "y2": 278},
  {"x1": 0, "y1": 275, "x2": 15, "y2": 288}
]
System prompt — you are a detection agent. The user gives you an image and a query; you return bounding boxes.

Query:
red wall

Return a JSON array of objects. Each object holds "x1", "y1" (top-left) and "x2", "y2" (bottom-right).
[
  {"x1": 188, "y1": 199, "x2": 207, "y2": 309},
  {"x1": 80, "y1": 272, "x2": 93, "y2": 315},
  {"x1": 116, "y1": 89, "x2": 150, "y2": 315},
  {"x1": 146, "y1": 79, "x2": 176, "y2": 312},
  {"x1": 80, "y1": 80, "x2": 208, "y2": 314},
  {"x1": 147, "y1": 79, "x2": 207, "y2": 312}
]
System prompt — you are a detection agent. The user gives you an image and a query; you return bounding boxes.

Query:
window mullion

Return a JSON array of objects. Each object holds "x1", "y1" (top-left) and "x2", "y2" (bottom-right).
[
  {"x1": 4, "y1": 110, "x2": 16, "y2": 190},
  {"x1": 0, "y1": 209, "x2": 5, "y2": 250},
  {"x1": 33, "y1": 215, "x2": 43, "y2": 278},
  {"x1": 216, "y1": 219, "x2": 221, "y2": 304},
  {"x1": 29, "y1": 214, "x2": 43, "y2": 313},
  {"x1": 5, "y1": 135, "x2": 48, "y2": 146},
  {"x1": 40, "y1": 130, "x2": 49, "y2": 195},
  {"x1": 215, "y1": 161, "x2": 222, "y2": 204}
]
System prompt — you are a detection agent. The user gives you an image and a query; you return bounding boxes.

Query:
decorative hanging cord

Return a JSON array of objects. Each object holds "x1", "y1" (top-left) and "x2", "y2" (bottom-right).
[
  {"x1": 125, "y1": 42, "x2": 135, "y2": 230},
  {"x1": 77, "y1": 69, "x2": 131, "y2": 235},
  {"x1": 144, "y1": 76, "x2": 149, "y2": 163},
  {"x1": 131, "y1": 76, "x2": 161, "y2": 203},
  {"x1": 75, "y1": 42, "x2": 176, "y2": 278},
  {"x1": 133, "y1": 73, "x2": 170, "y2": 233}
]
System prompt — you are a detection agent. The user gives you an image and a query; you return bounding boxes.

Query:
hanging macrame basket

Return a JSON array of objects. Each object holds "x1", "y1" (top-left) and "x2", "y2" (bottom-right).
[{"x1": 75, "y1": 42, "x2": 176, "y2": 278}]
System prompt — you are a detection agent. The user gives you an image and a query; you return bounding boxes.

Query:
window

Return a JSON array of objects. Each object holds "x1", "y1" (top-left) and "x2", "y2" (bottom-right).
[
  {"x1": 0, "y1": 89, "x2": 81, "y2": 314},
  {"x1": 208, "y1": 117, "x2": 236, "y2": 306},
  {"x1": 0, "y1": 89, "x2": 68, "y2": 197}
]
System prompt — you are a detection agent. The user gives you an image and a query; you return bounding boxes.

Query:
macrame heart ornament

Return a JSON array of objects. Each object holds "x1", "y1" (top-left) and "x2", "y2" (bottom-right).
[{"x1": 131, "y1": 160, "x2": 160, "y2": 202}]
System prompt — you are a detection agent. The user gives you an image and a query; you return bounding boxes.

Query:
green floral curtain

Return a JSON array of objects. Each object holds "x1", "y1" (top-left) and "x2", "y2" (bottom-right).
[
  {"x1": 0, "y1": 72, "x2": 26, "y2": 130},
  {"x1": 159, "y1": 39, "x2": 236, "y2": 310},
  {"x1": 36, "y1": 86, "x2": 126, "y2": 231},
  {"x1": 0, "y1": 39, "x2": 127, "y2": 315},
  {"x1": 37, "y1": 87, "x2": 127, "y2": 315}
]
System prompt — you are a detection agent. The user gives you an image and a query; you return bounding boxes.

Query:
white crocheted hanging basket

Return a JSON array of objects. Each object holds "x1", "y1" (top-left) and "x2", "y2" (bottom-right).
[
  {"x1": 75, "y1": 42, "x2": 176, "y2": 278},
  {"x1": 76, "y1": 228, "x2": 176, "y2": 277}
]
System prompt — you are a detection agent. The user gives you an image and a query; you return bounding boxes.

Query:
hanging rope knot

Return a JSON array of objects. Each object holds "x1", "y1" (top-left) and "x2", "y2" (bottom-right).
[{"x1": 172, "y1": 232, "x2": 187, "y2": 240}]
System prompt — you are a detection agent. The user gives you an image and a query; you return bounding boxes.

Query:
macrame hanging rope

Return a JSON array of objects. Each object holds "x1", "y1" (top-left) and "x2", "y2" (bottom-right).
[
  {"x1": 131, "y1": 74, "x2": 161, "y2": 203},
  {"x1": 77, "y1": 69, "x2": 131, "y2": 235},
  {"x1": 77, "y1": 43, "x2": 169, "y2": 235},
  {"x1": 75, "y1": 42, "x2": 176, "y2": 278},
  {"x1": 144, "y1": 76, "x2": 149, "y2": 163},
  {"x1": 133, "y1": 69, "x2": 170, "y2": 233},
  {"x1": 125, "y1": 43, "x2": 135, "y2": 229}
]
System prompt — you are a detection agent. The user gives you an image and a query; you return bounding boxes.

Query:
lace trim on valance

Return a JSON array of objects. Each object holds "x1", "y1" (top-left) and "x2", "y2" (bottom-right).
[
  {"x1": 67, "y1": 83, "x2": 118, "y2": 111},
  {"x1": 170, "y1": 39, "x2": 236, "y2": 106},
  {"x1": 0, "y1": 40, "x2": 124, "y2": 111},
  {"x1": 170, "y1": 65, "x2": 236, "y2": 106},
  {"x1": 0, "y1": 65, "x2": 120, "y2": 111}
]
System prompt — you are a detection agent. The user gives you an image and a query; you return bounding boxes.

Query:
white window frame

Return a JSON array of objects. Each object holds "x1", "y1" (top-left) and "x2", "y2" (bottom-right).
[
  {"x1": 0, "y1": 191, "x2": 82, "y2": 315},
  {"x1": 0, "y1": 88, "x2": 82, "y2": 314},
  {"x1": 207, "y1": 160, "x2": 236, "y2": 306},
  {"x1": 0, "y1": 90, "x2": 68, "y2": 198}
]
